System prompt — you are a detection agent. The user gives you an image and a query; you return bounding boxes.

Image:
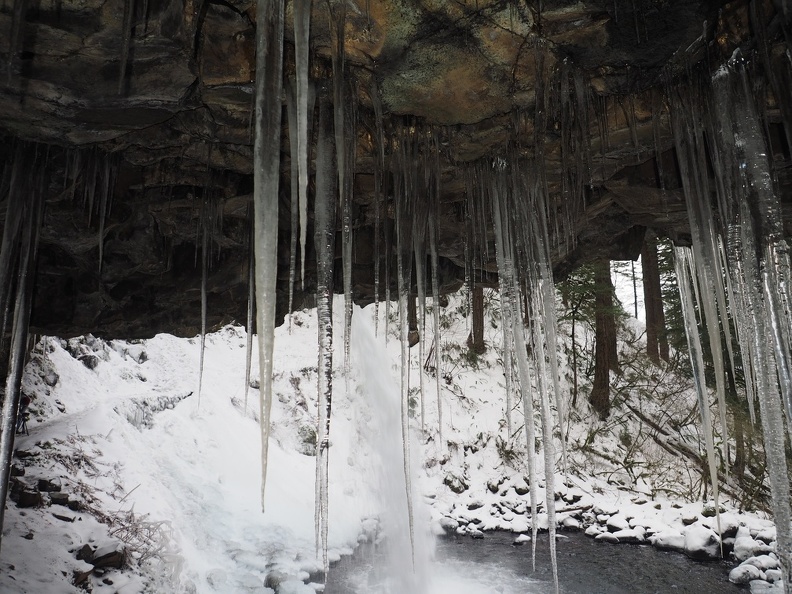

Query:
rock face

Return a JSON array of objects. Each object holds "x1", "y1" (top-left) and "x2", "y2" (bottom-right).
[{"x1": 0, "y1": 0, "x2": 790, "y2": 338}]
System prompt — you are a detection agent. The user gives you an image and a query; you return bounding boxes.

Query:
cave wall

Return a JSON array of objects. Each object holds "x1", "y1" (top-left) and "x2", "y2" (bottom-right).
[{"x1": 0, "y1": 0, "x2": 789, "y2": 338}]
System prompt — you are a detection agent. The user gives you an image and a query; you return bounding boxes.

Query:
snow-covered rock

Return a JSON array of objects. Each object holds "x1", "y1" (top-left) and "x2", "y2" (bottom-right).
[
  {"x1": 756, "y1": 527, "x2": 778, "y2": 544},
  {"x1": 513, "y1": 534, "x2": 531, "y2": 545},
  {"x1": 765, "y1": 569, "x2": 783, "y2": 583},
  {"x1": 683, "y1": 524, "x2": 721, "y2": 560},
  {"x1": 735, "y1": 526, "x2": 774, "y2": 561},
  {"x1": 612, "y1": 527, "x2": 645, "y2": 544},
  {"x1": 743, "y1": 555, "x2": 780, "y2": 571},
  {"x1": 750, "y1": 579, "x2": 785, "y2": 593},
  {"x1": 606, "y1": 514, "x2": 630, "y2": 532},
  {"x1": 561, "y1": 516, "x2": 581, "y2": 530},
  {"x1": 650, "y1": 529, "x2": 685, "y2": 552},
  {"x1": 729, "y1": 563, "x2": 764, "y2": 584},
  {"x1": 585, "y1": 524, "x2": 604, "y2": 537}
]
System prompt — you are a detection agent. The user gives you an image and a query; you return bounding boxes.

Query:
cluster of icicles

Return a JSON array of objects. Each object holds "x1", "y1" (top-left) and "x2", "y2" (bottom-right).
[
  {"x1": 241, "y1": 4, "x2": 792, "y2": 594},
  {"x1": 246, "y1": 2, "x2": 576, "y2": 588},
  {"x1": 0, "y1": 3, "x2": 789, "y2": 594},
  {"x1": 243, "y1": 4, "x2": 792, "y2": 592}
]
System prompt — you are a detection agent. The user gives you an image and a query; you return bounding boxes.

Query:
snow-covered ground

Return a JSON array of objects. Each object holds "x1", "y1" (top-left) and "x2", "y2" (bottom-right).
[{"x1": 0, "y1": 292, "x2": 784, "y2": 593}]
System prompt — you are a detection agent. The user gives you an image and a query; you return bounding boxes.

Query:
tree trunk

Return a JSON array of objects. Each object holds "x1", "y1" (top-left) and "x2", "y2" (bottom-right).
[
  {"x1": 641, "y1": 233, "x2": 668, "y2": 363},
  {"x1": 467, "y1": 285, "x2": 486, "y2": 354},
  {"x1": 590, "y1": 260, "x2": 617, "y2": 419},
  {"x1": 571, "y1": 316, "x2": 578, "y2": 408}
]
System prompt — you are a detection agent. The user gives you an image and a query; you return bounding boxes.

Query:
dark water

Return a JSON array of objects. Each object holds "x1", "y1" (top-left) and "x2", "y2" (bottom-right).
[{"x1": 325, "y1": 531, "x2": 743, "y2": 594}]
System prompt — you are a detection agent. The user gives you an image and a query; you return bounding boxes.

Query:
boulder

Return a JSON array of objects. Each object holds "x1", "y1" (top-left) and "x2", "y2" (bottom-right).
[
  {"x1": 49, "y1": 492, "x2": 70, "y2": 506},
  {"x1": 585, "y1": 525, "x2": 604, "y2": 537},
  {"x1": 611, "y1": 527, "x2": 645, "y2": 544},
  {"x1": 606, "y1": 514, "x2": 630, "y2": 532},
  {"x1": 91, "y1": 544, "x2": 125, "y2": 569},
  {"x1": 513, "y1": 482, "x2": 529, "y2": 496},
  {"x1": 650, "y1": 529, "x2": 685, "y2": 553},
  {"x1": 443, "y1": 473, "x2": 468, "y2": 494},
  {"x1": 743, "y1": 556, "x2": 780, "y2": 571},
  {"x1": 765, "y1": 569, "x2": 783, "y2": 583},
  {"x1": 438, "y1": 517, "x2": 459, "y2": 533},
  {"x1": 749, "y1": 579, "x2": 783, "y2": 593},
  {"x1": 729, "y1": 563, "x2": 764, "y2": 584},
  {"x1": 15, "y1": 490, "x2": 42, "y2": 508},
  {"x1": 75, "y1": 544, "x2": 94, "y2": 563},
  {"x1": 734, "y1": 527, "x2": 773, "y2": 562},
  {"x1": 683, "y1": 525, "x2": 721, "y2": 560},
  {"x1": 38, "y1": 477, "x2": 62, "y2": 492}
]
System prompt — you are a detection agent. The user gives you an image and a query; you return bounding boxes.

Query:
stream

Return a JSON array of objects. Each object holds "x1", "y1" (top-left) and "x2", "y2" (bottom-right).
[{"x1": 324, "y1": 530, "x2": 743, "y2": 593}]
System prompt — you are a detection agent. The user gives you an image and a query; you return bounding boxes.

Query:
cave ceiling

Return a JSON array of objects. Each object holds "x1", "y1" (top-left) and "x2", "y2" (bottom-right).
[{"x1": 0, "y1": 0, "x2": 790, "y2": 338}]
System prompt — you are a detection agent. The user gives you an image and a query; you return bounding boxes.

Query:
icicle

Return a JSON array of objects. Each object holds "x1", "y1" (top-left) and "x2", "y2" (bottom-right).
[
  {"x1": 395, "y1": 152, "x2": 416, "y2": 569},
  {"x1": 670, "y1": 88, "x2": 732, "y2": 470},
  {"x1": 525, "y1": 142, "x2": 569, "y2": 475},
  {"x1": 428, "y1": 212, "x2": 443, "y2": 448},
  {"x1": 294, "y1": 0, "x2": 311, "y2": 290},
  {"x1": 530, "y1": 293, "x2": 560, "y2": 594},
  {"x1": 501, "y1": 300, "x2": 514, "y2": 440},
  {"x1": 710, "y1": 58, "x2": 792, "y2": 587},
  {"x1": 97, "y1": 158, "x2": 113, "y2": 274},
  {"x1": 329, "y1": 0, "x2": 353, "y2": 373},
  {"x1": 313, "y1": 92, "x2": 335, "y2": 575},
  {"x1": 0, "y1": 177, "x2": 43, "y2": 553},
  {"x1": 0, "y1": 152, "x2": 25, "y2": 351},
  {"x1": 197, "y1": 201, "x2": 208, "y2": 407},
  {"x1": 252, "y1": 0, "x2": 284, "y2": 511},
  {"x1": 413, "y1": 209, "x2": 428, "y2": 432},
  {"x1": 490, "y1": 174, "x2": 541, "y2": 573},
  {"x1": 674, "y1": 248, "x2": 722, "y2": 531},
  {"x1": 371, "y1": 79, "x2": 385, "y2": 336},
  {"x1": 244, "y1": 224, "x2": 254, "y2": 412},
  {"x1": 286, "y1": 78, "x2": 299, "y2": 331}
]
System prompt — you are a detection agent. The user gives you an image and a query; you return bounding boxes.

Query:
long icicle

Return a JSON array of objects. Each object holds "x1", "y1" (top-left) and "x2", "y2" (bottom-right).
[
  {"x1": 252, "y1": 0, "x2": 284, "y2": 511},
  {"x1": 674, "y1": 248, "x2": 721, "y2": 522},
  {"x1": 413, "y1": 213, "x2": 427, "y2": 432},
  {"x1": 428, "y1": 211, "x2": 443, "y2": 448},
  {"x1": 286, "y1": 78, "x2": 299, "y2": 331},
  {"x1": 0, "y1": 176, "x2": 42, "y2": 553},
  {"x1": 394, "y1": 142, "x2": 416, "y2": 569},
  {"x1": 244, "y1": 216, "x2": 254, "y2": 413},
  {"x1": 295, "y1": 0, "x2": 311, "y2": 290},
  {"x1": 313, "y1": 91, "x2": 335, "y2": 576},
  {"x1": 329, "y1": 0, "x2": 353, "y2": 373},
  {"x1": 711, "y1": 58, "x2": 792, "y2": 588},
  {"x1": 197, "y1": 198, "x2": 209, "y2": 408},
  {"x1": 490, "y1": 172, "x2": 540, "y2": 572},
  {"x1": 371, "y1": 79, "x2": 385, "y2": 337},
  {"x1": 0, "y1": 150, "x2": 25, "y2": 353}
]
